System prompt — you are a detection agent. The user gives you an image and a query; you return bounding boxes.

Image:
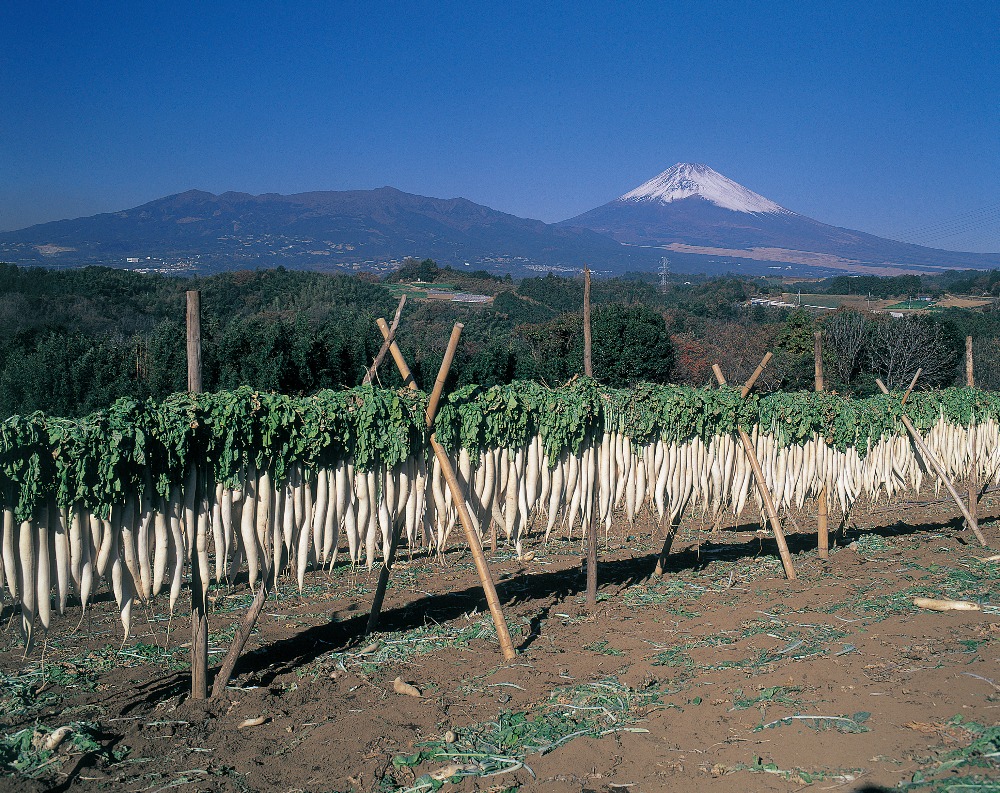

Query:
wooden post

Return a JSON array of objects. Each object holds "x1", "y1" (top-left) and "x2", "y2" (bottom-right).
[
  {"x1": 714, "y1": 360, "x2": 797, "y2": 580},
  {"x1": 875, "y1": 378, "x2": 987, "y2": 547},
  {"x1": 583, "y1": 267, "x2": 593, "y2": 378},
  {"x1": 815, "y1": 331, "x2": 828, "y2": 559},
  {"x1": 967, "y1": 336, "x2": 978, "y2": 527},
  {"x1": 363, "y1": 296, "x2": 406, "y2": 385},
  {"x1": 582, "y1": 268, "x2": 598, "y2": 607},
  {"x1": 186, "y1": 290, "x2": 208, "y2": 699},
  {"x1": 186, "y1": 291, "x2": 202, "y2": 393}
]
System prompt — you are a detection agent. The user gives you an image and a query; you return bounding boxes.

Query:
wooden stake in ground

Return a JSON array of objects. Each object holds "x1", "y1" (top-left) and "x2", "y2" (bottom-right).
[
  {"x1": 653, "y1": 517, "x2": 680, "y2": 576},
  {"x1": 186, "y1": 290, "x2": 208, "y2": 699},
  {"x1": 875, "y1": 377, "x2": 987, "y2": 547},
  {"x1": 713, "y1": 359, "x2": 797, "y2": 580},
  {"x1": 815, "y1": 331, "x2": 829, "y2": 559},
  {"x1": 968, "y1": 336, "x2": 978, "y2": 526},
  {"x1": 581, "y1": 267, "x2": 599, "y2": 608}
]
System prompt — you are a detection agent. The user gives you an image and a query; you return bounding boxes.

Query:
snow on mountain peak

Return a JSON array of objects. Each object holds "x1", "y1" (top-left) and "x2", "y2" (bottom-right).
[{"x1": 619, "y1": 163, "x2": 789, "y2": 215}]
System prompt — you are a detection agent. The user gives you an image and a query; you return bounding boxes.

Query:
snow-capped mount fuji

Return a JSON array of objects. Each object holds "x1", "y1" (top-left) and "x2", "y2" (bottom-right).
[
  {"x1": 561, "y1": 163, "x2": 1000, "y2": 275},
  {"x1": 619, "y1": 162, "x2": 789, "y2": 215}
]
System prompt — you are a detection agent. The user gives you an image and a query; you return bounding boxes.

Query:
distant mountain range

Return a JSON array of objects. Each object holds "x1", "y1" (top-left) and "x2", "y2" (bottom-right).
[
  {"x1": 0, "y1": 187, "x2": 647, "y2": 276},
  {"x1": 2, "y1": 164, "x2": 998, "y2": 277}
]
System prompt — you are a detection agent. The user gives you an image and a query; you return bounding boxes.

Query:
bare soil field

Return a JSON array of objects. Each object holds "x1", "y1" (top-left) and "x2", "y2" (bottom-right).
[{"x1": 1, "y1": 496, "x2": 999, "y2": 793}]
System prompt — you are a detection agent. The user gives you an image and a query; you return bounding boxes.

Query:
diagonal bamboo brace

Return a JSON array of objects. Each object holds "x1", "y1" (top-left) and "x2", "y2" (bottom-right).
[
  {"x1": 430, "y1": 433, "x2": 516, "y2": 660},
  {"x1": 876, "y1": 378, "x2": 987, "y2": 547},
  {"x1": 714, "y1": 361, "x2": 797, "y2": 580},
  {"x1": 376, "y1": 317, "x2": 417, "y2": 390},
  {"x1": 363, "y1": 295, "x2": 407, "y2": 385}
]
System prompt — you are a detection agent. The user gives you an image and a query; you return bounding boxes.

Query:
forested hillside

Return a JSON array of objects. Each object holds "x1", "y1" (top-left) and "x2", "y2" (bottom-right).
[{"x1": 1, "y1": 261, "x2": 999, "y2": 418}]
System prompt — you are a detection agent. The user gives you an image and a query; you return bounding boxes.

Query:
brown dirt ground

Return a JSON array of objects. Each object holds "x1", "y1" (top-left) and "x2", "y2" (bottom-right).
[{"x1": 2, "y1": 493, "x2": 999, "y2": 793}]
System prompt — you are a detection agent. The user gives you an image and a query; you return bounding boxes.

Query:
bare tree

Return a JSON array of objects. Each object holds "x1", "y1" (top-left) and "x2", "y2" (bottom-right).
[
  {"x1": 701, "y1": 320, "x2": 782, "y2": 390},
  {"x1": 867, "y1": 315, "x2": 957, "y2": 390},
  {"x1": 822, "y1": 308, "x2": 869, "y2": 389}
]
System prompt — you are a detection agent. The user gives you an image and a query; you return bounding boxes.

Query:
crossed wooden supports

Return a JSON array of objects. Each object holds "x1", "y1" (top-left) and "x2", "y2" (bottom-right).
[
  {"x1": 365, "y1": 307, "x2": 516, "y2": 660},
  {"x1": 656, "y1": 347, "x2": 990, "y2": 587}
]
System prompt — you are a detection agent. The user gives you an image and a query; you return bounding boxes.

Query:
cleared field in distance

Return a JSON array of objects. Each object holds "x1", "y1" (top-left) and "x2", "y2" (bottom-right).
[{"x1": 782, "y1": 293, "x2": 993, "y2": 313}]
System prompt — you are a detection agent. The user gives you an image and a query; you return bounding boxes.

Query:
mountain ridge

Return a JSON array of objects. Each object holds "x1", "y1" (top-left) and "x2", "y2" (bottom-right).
[
  {"x1": 0, "y1": 187, "x2": 648, "y2": 275},
  {"x1": 2, "y1": 169, "x2": 999, "y2": 277}
]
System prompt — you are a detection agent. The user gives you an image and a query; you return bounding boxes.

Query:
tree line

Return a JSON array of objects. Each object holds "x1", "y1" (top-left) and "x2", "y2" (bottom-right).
[{"x1": 1, "y1": 261, "x2": 999, "y2": 419}]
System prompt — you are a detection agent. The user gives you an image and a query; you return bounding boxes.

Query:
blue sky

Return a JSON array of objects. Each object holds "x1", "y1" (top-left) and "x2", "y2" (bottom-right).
[{"x1": 3, "y1": 1, "x2": 999, "y2": 251}]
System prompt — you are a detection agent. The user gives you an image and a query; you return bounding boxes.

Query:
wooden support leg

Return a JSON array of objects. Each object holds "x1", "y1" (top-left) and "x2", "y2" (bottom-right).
[
  {"x1": 585, "y1": 489, "x2": 598, "y2": 608},
  {"x1": 653, "y1": 517, "x2": 679, "y2": 576},
  {"x1": 211, "y1": 568, "x2": 274, "y2": 698},
  {"x1": 967, "y1": 336, "x2": 979, "y2": 529},
  {"x1": 815, "y1": 331, "x2": 829, "y2": 560},
  {"x1": 431, "y1": 435, "x2": 516, "y2": 660},
  {"x1": 190, "y1": 549, "x2": 208, "y2": 699},
  {"x1": 817, "y1": 487, "x2": 829, "y2": 559},
  {"x1": 714, "y1": 360, "x2": 797, "y2": 580},
  {"x1": 366, "y1": 518, "x2": 403, "y2": 635}
]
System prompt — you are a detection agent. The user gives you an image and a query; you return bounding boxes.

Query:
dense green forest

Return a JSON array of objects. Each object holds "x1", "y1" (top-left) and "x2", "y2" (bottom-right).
[{"x1": 1, "y1": 260, "x2": 1000, "y2": 418}]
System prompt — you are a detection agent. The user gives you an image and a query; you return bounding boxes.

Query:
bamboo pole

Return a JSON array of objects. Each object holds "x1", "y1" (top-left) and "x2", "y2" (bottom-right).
[
  {"x1": 429, "y1": 433, "x2": 516, "y2": 660},
  {"x1": 813, "y1": 331, "x2": 824, "y2": 393},
  {"x1": 376, "y1": 318, "x2": 417, "y2": 390},
  {"x1": 815, "y1": 332, "x2": 828, "y2": 560},
  {"x1": 741, "y1": 352, "x2": 773, "y2": 398},
  {"x1": 967, "y1": 336, "x2": 978, "y2": 527},
  {"x1": 363, "y1": 295, "x2": 407, "y2": 385},
  {"x1": 902, "y1": 368, "x2": 922, "y2": 405},
  {"x1": 713, "y1": 360, "x2": 797, "y2": 580},
  {"x1": 426, "y1": 323, "x2": 464, "y2": 426},
  {"x1": 875, "y1": 378, "x2": 987, "y2": 547},
  {"x1": 185, "y1": 290, "x2": 208, "y2": 699}
]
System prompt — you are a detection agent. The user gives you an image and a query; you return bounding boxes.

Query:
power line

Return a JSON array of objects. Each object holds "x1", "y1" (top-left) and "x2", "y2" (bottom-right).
[{"x1": 890, "y1": 202, "x2": 1000, "y2": 246}]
